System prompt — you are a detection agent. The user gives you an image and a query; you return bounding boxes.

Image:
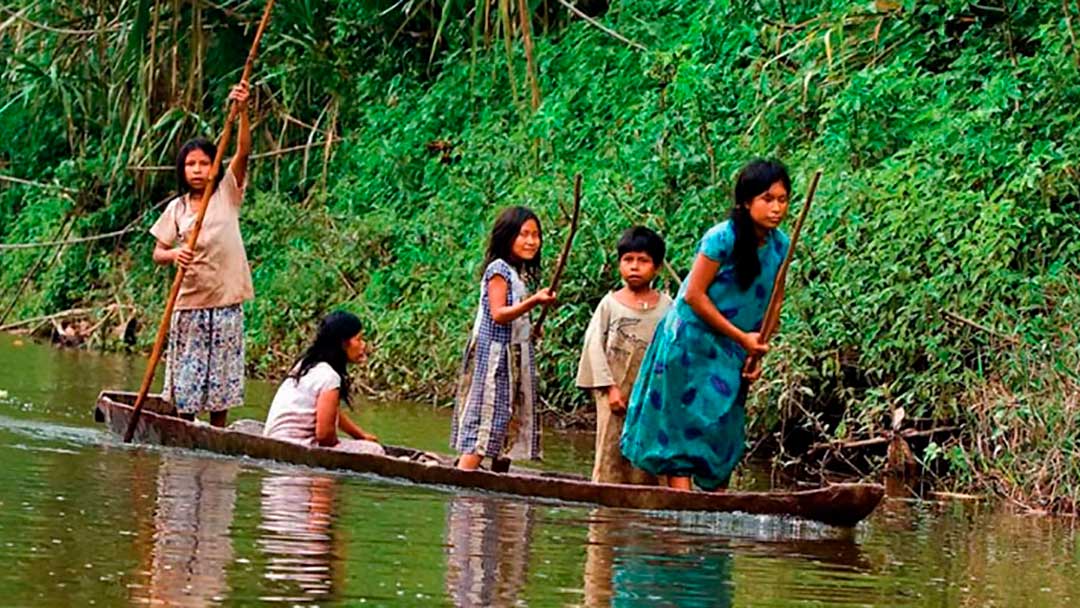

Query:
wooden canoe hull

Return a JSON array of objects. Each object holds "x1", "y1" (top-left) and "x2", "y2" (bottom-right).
[{"x1": 93, "y1": 390, "x2": 884, "y2": 527}]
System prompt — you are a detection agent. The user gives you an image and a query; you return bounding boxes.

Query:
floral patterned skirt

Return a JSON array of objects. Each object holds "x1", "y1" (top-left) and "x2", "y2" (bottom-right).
[{"x1": 163, "y1": 304, "x2": 245, "y2": 414}]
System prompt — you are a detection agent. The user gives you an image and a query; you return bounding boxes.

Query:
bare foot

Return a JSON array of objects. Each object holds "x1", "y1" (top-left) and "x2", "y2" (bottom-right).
[
  {"x1": 457, "y1": 453, "x2": 482, "y2": 471},
  {"x1": 667, "y1": 476, "x2": 692, "y2": 491}
]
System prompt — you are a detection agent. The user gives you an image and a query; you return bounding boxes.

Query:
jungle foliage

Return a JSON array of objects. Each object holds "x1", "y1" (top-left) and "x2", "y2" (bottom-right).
[{"x1": 2, "y1": 0, "x2": 1079, "y2": 509}]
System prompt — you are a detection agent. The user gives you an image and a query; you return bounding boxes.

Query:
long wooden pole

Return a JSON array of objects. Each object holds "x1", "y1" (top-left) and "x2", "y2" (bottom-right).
[
  {"x1": 532, "y1": 173, "x2": 582, "y2": 340},
  {"x1": 744, "y1": 169, "x2": 822, "y2": 377},
  {"x1": 124, "y1": 0, "x2": 277, "y2": 442}
]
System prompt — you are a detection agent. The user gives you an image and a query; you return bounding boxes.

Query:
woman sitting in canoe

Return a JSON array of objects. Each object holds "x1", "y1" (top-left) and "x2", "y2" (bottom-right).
[
  {"x1": 621, "y1": 159, "x2": 791, "y2": 491},
  {"x1": 263, "y1": 311, "x2": 383, "y2": 455}
]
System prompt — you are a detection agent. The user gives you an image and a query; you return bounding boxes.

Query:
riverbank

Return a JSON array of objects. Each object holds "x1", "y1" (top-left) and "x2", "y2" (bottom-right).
[{"x1": 2, "y1": 1, "x2": 1079, "y2": 510}]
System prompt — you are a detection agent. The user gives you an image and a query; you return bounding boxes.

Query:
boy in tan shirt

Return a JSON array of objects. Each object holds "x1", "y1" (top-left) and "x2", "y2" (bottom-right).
[{"x1": 576, "y1": 227, "x2": 672, "y2": 484}]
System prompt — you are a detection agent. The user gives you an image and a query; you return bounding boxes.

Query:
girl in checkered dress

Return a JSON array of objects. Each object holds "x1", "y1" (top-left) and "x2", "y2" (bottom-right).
[{"x1": 451, "y1": 207, "x2": 557, "y2": 471}]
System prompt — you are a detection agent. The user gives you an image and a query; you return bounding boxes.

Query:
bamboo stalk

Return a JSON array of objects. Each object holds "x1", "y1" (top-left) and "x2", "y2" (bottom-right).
[
  {"x1": 197, "y1": 2, "x2": 206, "y2": 104},
  {"x1": 532, "y1": 173, "x2": 582, "y2": 340},
  {"x1": 124, "y1": 0, "x2": 277, "y2": 443},
  {"x1": 321, "y1": 100, "x2": 338, "y2": 191},
  {"x1": 170, "y1": 0, "x2": 179, "y2": 101},
  {"x1": 301, "y1": 101, "x2": 330, "y2": 186},
  {"x1": 484, "y1": 0, "x2": 493, "y2": 46},
  {"x1": 499, "y1": 0, "x2": 521, "y2": 106},
  {"x1": 147, "y1": 0, "x2": 160, "y2": 117},
  {"x1": 516, "y1": 0, "x2": 540, "y2": 110}
]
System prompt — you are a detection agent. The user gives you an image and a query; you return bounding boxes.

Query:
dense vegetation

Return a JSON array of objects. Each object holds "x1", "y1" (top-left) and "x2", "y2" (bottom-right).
[{"x1": 2, "y1": 0, "x2": 1079, "y2": 510}]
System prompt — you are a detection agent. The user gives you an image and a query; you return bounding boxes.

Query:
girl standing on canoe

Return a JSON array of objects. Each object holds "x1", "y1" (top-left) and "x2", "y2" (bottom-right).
[
  {"x1": 263, "y1": 311, "x2": 383, "y2": 454},
  {"x1": 150, "y1": 82, "x2": 253, "y2": 427},
  {"x1": 621, "y1": 159, "x2": 791, "y2": 491},
  {"x1": 451, "y1": 206, "x2": 557, "y2": 471}
]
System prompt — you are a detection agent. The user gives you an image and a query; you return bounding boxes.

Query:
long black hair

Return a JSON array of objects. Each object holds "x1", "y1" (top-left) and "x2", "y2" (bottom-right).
[
  {"x1": 288, "y1": 311, "x2": 363, "y2": 406},
  {"x1": 175, "y1": 138, "x2": 226, "y2": 195},
  {"x1": 483, "y1": 206, "x2": 543, "y2": 283},
  {"x1": 730, "y1": 159, "x2": 791, "y2": 291}
]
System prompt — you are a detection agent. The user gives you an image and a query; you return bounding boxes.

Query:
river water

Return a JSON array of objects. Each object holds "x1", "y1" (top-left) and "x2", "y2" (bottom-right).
[{"x1": 1, "y1": 333, "x2": 1079, "y2": 607}]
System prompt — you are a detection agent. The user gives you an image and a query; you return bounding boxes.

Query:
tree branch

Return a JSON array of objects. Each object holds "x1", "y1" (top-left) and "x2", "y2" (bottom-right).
[
  {"x1": 126, "y1": 138, "x2": 342, "y2": 172},
  {"x1": 554, "y1": 0, "x2": 647, "y2": 51},
  {"x1": 0, "y1": 6, "x2": 121, "y2": 35},
  {"x1": 807, "y1": 426, "x2": 961, "y2": 454},
  {"x1": 0, "y1": 195, "x2": 174, "y2": 251},
  {"x1": 0, "y1": 173, "x2": 77, "y2": 195}
]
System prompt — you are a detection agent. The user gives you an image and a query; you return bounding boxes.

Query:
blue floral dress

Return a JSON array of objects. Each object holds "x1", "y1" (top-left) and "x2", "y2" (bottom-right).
[{"x1": 621, "y1": 220, "x2": 789, "y2": 490}]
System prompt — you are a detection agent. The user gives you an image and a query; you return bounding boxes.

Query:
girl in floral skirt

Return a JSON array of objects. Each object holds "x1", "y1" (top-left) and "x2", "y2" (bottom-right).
[{"x1": 149, "y1": 81, "x2": 253, "y2": 427}]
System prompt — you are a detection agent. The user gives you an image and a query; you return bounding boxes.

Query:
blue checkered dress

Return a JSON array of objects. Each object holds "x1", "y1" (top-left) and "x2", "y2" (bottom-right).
[{"x1": 450, "y1": 259, "x2": 541, "y2": 460}]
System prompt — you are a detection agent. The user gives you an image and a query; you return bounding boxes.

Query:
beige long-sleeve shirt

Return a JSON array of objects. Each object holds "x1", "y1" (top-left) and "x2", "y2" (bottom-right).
[{"x1": 575, "y1": 292, "x2": 672, "y2": 395}]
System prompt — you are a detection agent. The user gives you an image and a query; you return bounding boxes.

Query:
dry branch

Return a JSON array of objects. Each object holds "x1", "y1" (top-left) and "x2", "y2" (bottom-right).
[
  {"x1": 0, "y1": 173, "x2": 78, "y2": 194},
  {"x1": 555, "y1": 0, "x2": 647, "y2": 51},
  {"x1": 0, "y1": 195, "x2": 174, "y2": 251},
  {"x1": 0, "y1": 304, "x2": 135, "y2": 332},
  {"x1": 807, "y1": 426, "x2": 961, "y2": 454},
  {"x1": 0, "y1": 6, "x2": 121, "y2": 35},
  {"x1": 126, "y1": 138, "x2": 342, "y2": 172},
  {"x1": 942, "y1": 310, "x2": 1019, "y2": 344}
]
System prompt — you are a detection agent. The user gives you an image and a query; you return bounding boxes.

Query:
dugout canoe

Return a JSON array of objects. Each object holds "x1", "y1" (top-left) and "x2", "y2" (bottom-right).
[{"x1": 94, "y1": 390, "x2": 884, "y2": 527}]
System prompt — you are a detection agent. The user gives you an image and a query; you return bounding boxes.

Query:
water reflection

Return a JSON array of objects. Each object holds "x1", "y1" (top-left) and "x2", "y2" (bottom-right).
[
  {"x1": 12, "y1": 333, "x2": 1080, "y2": 607},
  {"x1": 582, "y1": 508, "x2": 733, "y2": 608},
  {"x1": 580, "y1": 507, "x2": 879, "y2": 607},
  {"x1": 257, "y1": 473, "x2": 339, "y2": 603},
  {"x1": 142, "y1": 454, "x2": 239, "y2": 607},
  {"x1": 445, "y1": 496, "x2": 536, "y2": 607}
]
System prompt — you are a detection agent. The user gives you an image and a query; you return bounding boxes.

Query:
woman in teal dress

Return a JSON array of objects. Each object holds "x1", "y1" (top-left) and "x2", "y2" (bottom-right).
[{"x1": 621, "y1": 159, "x2": 792, "y2": 491}]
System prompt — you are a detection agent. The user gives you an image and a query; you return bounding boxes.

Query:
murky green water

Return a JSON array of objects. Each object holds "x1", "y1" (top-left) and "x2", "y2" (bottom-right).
[{"x1": 2, "y1": 333, "x2": 1080, "y2": 606}]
